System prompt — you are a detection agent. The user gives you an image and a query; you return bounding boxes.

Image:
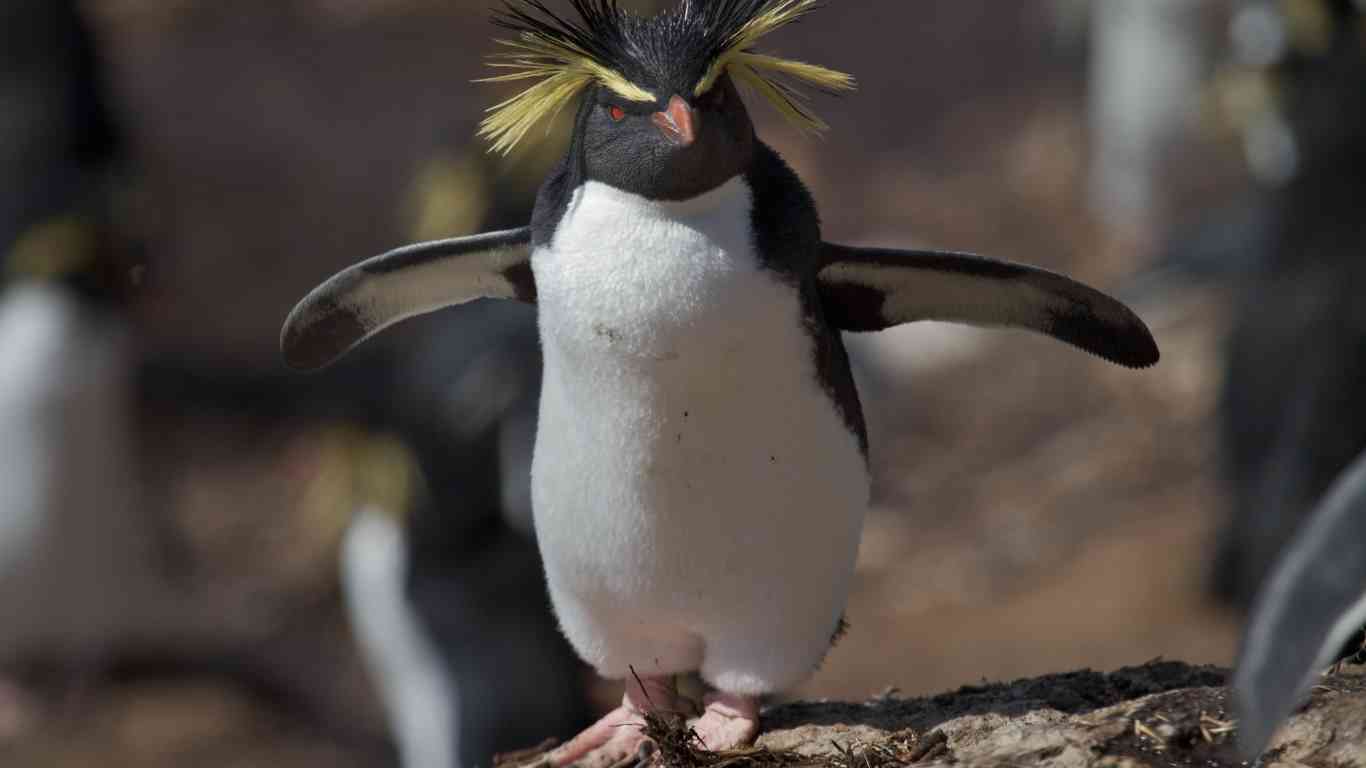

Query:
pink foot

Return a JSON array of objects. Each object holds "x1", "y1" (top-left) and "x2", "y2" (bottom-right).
[
  {"x1": 691, "y1": 693, "x2": 760, "y2": 752},
  {"x1": 543, "y1": 675, "x2": 678, "y2": 768}
]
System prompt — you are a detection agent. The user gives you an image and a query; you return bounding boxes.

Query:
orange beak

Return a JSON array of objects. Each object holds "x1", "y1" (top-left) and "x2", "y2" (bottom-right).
[{"x1": 651, "y1": 95, "x2": 698, "y2": 147}]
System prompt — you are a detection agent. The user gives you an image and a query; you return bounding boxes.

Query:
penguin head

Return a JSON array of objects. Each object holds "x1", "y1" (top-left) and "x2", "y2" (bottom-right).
[
  {"x1": 479, "y1": 1, "x2": 855, "y2": 196},
  {"x1": 579, "y1": 71, "x2": 754, "y2": 199}
]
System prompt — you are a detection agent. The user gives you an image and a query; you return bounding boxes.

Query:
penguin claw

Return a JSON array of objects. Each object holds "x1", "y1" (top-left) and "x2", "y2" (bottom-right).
[
  {"x1": 547, "y1": 706, "x2": 652, "y2": 766},
  {"x1": 565, "y1": 732, "x2": 653, "y2": 768},
  {"x1": 552, "y1": 675, "x2": 677, "y2": 768}
]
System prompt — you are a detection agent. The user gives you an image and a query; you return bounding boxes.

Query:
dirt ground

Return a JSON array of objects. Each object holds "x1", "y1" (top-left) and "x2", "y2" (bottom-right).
[
  {"x1": 766, "y1": 662, "x2": 1361, "y2": 767},
  {"x1": 0, "y1": 1, "x2": 1274, "y2": 766}
]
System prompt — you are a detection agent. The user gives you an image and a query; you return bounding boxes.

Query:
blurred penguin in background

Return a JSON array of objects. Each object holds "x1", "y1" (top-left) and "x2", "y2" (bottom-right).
[
  {"x1": 127, "y1": 141, "x2": 588, "y2": 768},
  {"x1": 1121, "y1": 0, "x2": 1366, "y2": 608},
  {"x1": 1234, "y1": 449, "x2": 1366, "y2": 759},
  {"x1": 333, "y1": 142, "x2": 587, "y2": 768},
  {"x1": 0, "y1": 1, "x2": 586, "y2": 760},
  {"x1": 0, "y1": 0, "x2": 160, "y2": 674},
  {"x1": 1216, "y1": 0, "x2": 1366, "y2": 756},
  {"x1": 1087, "y1": 0, "x2": 1208, "y2": 238},
  {"x1": 118, "y1": 129, "x2": 587, "y2": 768},
  {"x1": 1208, "y1": 0, "x2": 1366, "y2": 611}
]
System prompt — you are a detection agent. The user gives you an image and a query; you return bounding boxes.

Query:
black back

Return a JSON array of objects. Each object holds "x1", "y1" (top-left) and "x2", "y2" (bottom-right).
[{"x1": 744, "y1": 143, "x2": 870, "y2": 457}]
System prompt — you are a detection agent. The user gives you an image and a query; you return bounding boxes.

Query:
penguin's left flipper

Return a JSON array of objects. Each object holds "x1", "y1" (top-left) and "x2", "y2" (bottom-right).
[
  {"x1": 281, "y1": 227, "x2": 534, "y2": 371},
  {"x1": 817, "y1": 243, "x2": 1160, "y2": 369},
  {"x1": 1233, "y1": 452, "x2": 1366, "y2": 760}
]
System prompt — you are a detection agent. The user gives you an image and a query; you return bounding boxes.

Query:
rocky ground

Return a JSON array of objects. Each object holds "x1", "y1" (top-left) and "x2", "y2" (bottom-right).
[{"x1": 666, "y1": 662, "x2": 1365, "y2": 768}]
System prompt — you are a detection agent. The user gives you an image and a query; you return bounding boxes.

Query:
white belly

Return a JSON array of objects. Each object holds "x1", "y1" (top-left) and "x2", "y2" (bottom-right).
[
  {"x1": 0, "y1": 285, "x2": 155, "y2": 659},
  {"x1": 530, "y1": 178, "x2": 869, "y2": 691}
]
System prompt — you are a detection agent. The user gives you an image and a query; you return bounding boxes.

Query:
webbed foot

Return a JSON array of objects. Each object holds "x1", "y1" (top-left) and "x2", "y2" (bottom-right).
[
  {"x1": 690, "y1": 693, "x2": 759, "y2": 752},
  {"x1": 541, "y1": 675, "x2": 680, "y2": 768}
]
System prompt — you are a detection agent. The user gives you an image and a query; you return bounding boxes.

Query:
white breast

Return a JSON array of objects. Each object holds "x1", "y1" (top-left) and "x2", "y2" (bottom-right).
[
  {"x1": 534, "y1": 178, "x2": 765, "y2": 362},
  {"x1": 529, "y1": 178, "x2": 869, "y2": 691}
]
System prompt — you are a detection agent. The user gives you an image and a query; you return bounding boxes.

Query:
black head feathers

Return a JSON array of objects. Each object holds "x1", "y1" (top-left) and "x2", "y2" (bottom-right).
[{"x1": 479, "y1": 0, "x2": 855, "y2": 153}]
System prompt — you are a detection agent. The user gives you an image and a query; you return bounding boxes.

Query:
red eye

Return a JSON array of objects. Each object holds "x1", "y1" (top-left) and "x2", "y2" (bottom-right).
[{"x1": 609, "y1": 105, "x2": 626, "y2": 122}]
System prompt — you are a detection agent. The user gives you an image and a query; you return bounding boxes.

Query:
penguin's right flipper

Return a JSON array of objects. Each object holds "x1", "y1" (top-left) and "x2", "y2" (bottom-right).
[
  {"x1": 281, "y1": 227, "x2": 534, "y2": 371},
  {"x1": 817, "y1": 242, "x2": 1160, "y2": 369},
  {"x1": 1233, "y1": 452, "x2": 1366, "y2": 760}
]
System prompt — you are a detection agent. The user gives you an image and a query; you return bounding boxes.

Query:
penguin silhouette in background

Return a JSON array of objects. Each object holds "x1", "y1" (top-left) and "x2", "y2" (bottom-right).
[
  {"x1": 1211, "y1": 0, "x2": 1366, "y2": 613},
  {"x1": 338, "y1": 297, "x2": 588, "y2": 768},
  {"x1": 1198, "y1": 0, "x2": 1366, "y2": 759},
  {"x1": 0, "y1": 0, "x2": 158, "y2": 673},
  {"x1": 0, "y1": 3, "x2": 586, "y2": 763},
  {"x1": 134, "y1": 284, "x2": 587, "y2": 768},
  {"x1": 1234, "y1": 450, "x2": 1366, "y2": 759},
  {"x1": 326, "y1": 145, "x2": 588, "y2": 768},
  {"x1": 282, "y1": 2, "x2": 1159, "y2": 765}
]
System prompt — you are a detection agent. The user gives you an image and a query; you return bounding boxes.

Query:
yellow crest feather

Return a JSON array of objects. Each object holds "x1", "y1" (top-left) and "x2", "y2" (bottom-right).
[
  {"x1": 694, "y1": 0, "x2": 855, "y2": 133},
  {"x1": 479, "y1": 0, "x2": 855, "y2": 153},
  {"x1": 478, "y1": 32, "x2": 655, "y2": 155}
]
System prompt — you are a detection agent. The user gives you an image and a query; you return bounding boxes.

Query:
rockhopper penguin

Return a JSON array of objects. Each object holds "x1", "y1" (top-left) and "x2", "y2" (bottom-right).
[{"x1": 281, "y1": 1, "x2": 1160, "y2": 765}]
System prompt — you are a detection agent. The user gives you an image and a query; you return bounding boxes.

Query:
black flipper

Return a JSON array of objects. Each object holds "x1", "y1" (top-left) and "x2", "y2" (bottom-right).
[
  {"x1": 816, "y1": 243, "x2": 1160, "y2": 369},
  {"x1": 1234, "y1": 452, "x2": 1366, "y2": 759},
  {"x1": 281, "y1": 227, "x2": 534, "y2": 371}
]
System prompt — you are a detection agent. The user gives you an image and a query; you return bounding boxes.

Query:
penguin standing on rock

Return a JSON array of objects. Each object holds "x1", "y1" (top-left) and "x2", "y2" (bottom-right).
[{"x1": 282, "y1": 1, "x2": 1159, "y2": 765}]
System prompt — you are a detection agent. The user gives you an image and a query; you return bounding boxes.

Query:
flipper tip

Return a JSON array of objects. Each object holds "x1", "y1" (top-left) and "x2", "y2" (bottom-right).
[
  {"x1": 1047, "y1": 301, "x2": 1160, "y2": 370},
  {"x1": 280, "y1": 295, "x2": 367, "y2": 372}
]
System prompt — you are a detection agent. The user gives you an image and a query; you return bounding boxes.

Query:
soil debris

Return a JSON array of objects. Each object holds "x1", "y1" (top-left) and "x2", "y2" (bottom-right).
[
  {"x1": 749, "y1": 660, "x2": 1365, "y2": 768},
  {"x1": 494, "y1": 661, "x2": 1366, "y2": 768}
]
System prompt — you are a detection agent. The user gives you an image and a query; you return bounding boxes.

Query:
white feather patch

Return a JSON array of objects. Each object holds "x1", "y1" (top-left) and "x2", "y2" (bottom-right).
[
  {"x1": 0, "y1": 284, "x2": 155, "y2": 660},
  {"x1": 531, "y1": 178, "x2": 869, "y2": 695},
  {"x1": 819, "y1": 260, "x2": 1057, "y2": 329},
  {"x1": 282, "y1": 232, "x2": 532, "y2": 370},
  {"x1": 342, "y1": 510, "x2": 457, "y2": 768},
  {"x1": 347, "y1": 244, "x2": 526, "y2": 332}
]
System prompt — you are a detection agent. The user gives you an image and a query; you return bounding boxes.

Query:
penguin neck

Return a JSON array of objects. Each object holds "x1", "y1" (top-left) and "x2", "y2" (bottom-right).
[
  {"x1": 576, "y1": 173, "x2": 749, "y2": 219},
  {"x1": 536, "y1": 171, "x2": 758, "y2": 363}
]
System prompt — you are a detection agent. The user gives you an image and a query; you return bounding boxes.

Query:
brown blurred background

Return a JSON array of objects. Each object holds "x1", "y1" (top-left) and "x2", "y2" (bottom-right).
[{"x1": 3, "y1": 0, "x2": 1362, "y2": 766}]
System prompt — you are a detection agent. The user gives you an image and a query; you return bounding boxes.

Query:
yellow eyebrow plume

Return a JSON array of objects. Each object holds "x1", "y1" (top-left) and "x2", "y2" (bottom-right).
[
  {"x1": 694, "y1": 0, "x2": 855, "y2": 134},
  {"x1": 478, "y1": 0, "x2": 855, "y2": 153},
  {"x1": 478, "y1": 33, "x2": 655, "y2": 155}
]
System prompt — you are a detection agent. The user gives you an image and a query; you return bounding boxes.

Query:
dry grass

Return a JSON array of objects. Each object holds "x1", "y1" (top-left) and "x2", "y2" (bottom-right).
[{"x1": 640, "y1": 709, "x2": 948, "y2": 768}]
